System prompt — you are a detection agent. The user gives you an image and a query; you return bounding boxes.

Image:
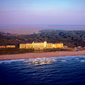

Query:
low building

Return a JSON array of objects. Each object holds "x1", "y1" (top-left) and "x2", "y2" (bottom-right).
[
  {"x1": 0, "y1": 46, "x2": 5, "y2": 48},
  {"x1": 77, "y1": 46, "x2": 82, "y2": 48},
  {"x1": 6, "y1": 45, "x2": 15, "y2": 48},
  {"x1": 63, "y1": 45, "x2": 68, "y2": 49}
]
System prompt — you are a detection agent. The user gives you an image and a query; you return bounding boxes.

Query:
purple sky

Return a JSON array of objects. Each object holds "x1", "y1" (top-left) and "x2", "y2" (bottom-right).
[{"x1": 0, "y1": 0, "x2": 85, "y2": 26}]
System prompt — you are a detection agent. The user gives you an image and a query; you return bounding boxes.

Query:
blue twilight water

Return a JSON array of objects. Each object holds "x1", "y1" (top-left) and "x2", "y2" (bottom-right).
[{"x1": 0, "y1": 55, "x2": 85, "y2": 85}]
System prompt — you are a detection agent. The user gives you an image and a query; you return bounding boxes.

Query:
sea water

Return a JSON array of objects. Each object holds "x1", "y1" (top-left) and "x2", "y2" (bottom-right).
[{"x1": 0, "y1": 55, "x2": 85, "y2": 85}]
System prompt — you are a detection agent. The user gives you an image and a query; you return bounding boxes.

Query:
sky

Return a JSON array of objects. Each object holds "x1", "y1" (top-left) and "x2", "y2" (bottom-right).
[{"x1": 0, "y1": 0, "x2": 85, "y2": 26}]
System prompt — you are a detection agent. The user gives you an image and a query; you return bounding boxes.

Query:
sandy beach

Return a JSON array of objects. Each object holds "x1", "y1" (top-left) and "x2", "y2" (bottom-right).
[{"x1": 0, "y1": 50, "x2": 85, "y2": 60}]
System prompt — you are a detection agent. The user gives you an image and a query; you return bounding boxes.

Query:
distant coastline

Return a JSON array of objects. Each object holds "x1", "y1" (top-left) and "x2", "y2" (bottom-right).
[
  {"x1": 0, "y1": 25, "x2": 85, "y2": 35},
  {"x1": 0, "y1": 50, "x2": 85, "y2": 61},
  {"x1": 0, "y1": 29, "x2": 85, "y2": 35}
]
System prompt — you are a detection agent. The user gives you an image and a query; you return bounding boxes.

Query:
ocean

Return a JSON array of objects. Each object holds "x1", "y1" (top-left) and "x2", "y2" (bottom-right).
[{"x1": 0, "y1": 55, "x2": 85, "y2": 85}]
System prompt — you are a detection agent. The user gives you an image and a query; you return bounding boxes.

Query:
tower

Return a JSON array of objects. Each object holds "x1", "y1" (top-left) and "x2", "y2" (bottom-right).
[
  {"x1": 44, "y1": 41, "x2": 47, "y2": 48},
  {"x1": 32, "y1": 41, "x2": 34, "y2": 48}
]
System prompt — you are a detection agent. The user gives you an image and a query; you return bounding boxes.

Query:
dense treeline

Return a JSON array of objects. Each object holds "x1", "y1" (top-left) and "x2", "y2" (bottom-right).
[{"x1": 0, "y1": 30, "x2": 85, "y2": 47}]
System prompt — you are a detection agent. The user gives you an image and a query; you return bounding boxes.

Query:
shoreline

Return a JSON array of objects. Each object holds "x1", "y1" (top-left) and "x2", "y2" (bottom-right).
[{"x1": 0, "y1": 50, "x2": 85, "y2": 61}]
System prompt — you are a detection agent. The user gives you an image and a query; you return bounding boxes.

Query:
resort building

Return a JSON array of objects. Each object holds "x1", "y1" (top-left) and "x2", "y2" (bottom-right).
[
  {"x1": 54, "y1": 43, "x2": 63, "y2": 48},
  {"x1": 46, "y1": 43, "x2": 53, "y2": 49},
  {"x1": 19, "y1": 44, "x2": 26, "y2": 49},
  {"x1": 26, "y1": 43, "x2": 33, "y2": 49},
  {"x1": 19, "y1": 41, "x2": 63, "y2": 50}
]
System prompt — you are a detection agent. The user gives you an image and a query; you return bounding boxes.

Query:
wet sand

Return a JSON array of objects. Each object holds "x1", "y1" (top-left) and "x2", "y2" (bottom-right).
[{"x1": 0, "y1": 51, "x2": 85, "y2": 60}]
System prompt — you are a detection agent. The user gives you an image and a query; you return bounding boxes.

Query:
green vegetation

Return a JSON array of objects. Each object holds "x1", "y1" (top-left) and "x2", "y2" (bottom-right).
[
  {"x1": 0, "y1": 48, "x2": 74, "y2": 55},
  {"x1": 0, "y1": 48, "x2": 34, "y2": 55},
  {"x1": 0, "y1": 30, "x2": 85, "y2": 47}
]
